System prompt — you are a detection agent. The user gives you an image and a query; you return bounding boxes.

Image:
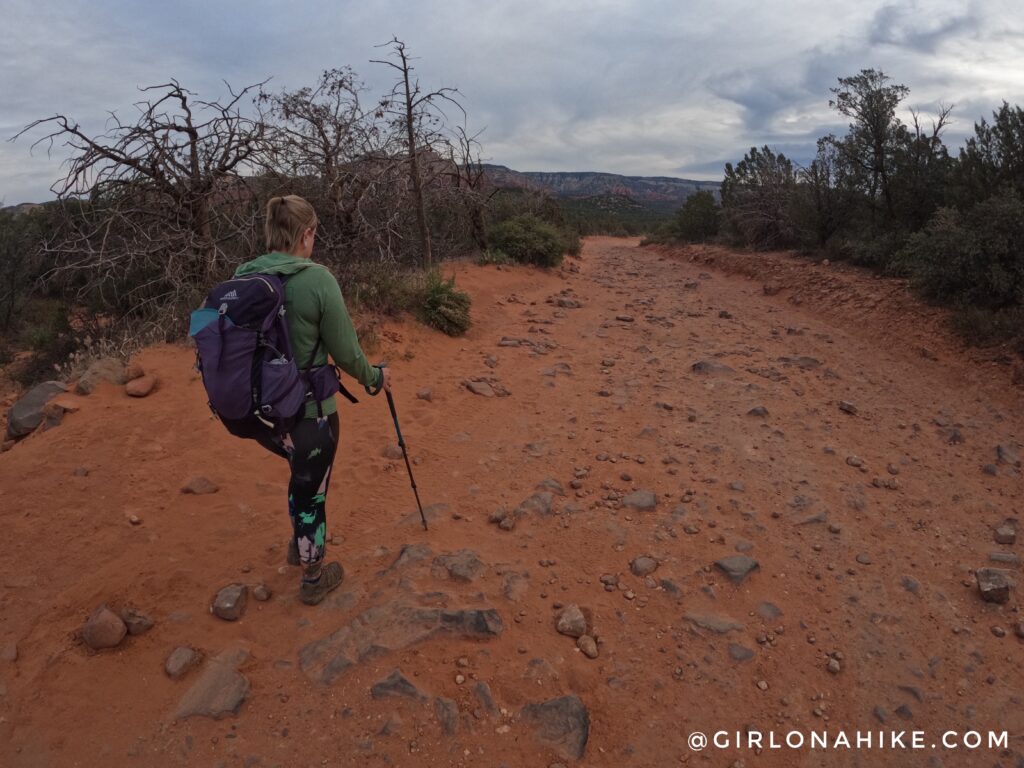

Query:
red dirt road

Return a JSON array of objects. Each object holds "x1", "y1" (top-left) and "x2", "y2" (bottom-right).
[{"x1": 0, "y1": 237, "x2": 1021, "y2": 767}]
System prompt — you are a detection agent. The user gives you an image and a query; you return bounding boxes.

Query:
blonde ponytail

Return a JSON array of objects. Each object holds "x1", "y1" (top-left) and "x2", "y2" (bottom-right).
[{"x1": 264, "y1": 195, "x2": 318, "y2": 253}]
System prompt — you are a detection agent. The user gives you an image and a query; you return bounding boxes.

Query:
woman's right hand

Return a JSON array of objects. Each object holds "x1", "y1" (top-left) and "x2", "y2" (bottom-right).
[{"x1": 380, "y1": 366, "x2": 392, "y2": 392}]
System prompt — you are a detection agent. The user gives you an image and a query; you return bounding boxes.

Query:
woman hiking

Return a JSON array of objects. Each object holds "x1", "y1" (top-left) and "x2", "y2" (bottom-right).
[{"x1": 234, "y1": 195, "x2": 390, "y2": 605}]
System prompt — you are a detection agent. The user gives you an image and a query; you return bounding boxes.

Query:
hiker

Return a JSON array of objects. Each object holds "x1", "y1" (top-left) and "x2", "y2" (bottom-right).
[{"x1": 232, "y1": 195, "x2": 390, "y2": 604}]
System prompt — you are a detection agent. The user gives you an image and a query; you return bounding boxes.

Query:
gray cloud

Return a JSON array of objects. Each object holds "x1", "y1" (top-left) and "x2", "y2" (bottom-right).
[{"x1": 3, "y1": 0, "x2": 1024, "y2": 203}]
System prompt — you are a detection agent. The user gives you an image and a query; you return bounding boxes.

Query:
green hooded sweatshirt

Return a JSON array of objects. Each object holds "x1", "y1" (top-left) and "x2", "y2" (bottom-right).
[{"x1": 234, "y1": 252, "x2": 381, "y2": 418}]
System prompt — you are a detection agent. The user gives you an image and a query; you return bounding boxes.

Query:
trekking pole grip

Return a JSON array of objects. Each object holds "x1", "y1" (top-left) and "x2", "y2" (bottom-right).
[{"x1": 364, "y1": 363, "x2": 385, "y2": 397}]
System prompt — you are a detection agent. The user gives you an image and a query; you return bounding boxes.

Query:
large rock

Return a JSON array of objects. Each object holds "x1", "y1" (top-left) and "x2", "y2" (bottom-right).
[
  {"x1": 82, "y1": 605, "x2": 127, "y2": 650},
  {"x1": 125, "y1": 375, "x2": 158, "y2": 398},
  {"x1": 520, "y1": 695, "x2": 590, "y2": 760},
  {"x1": 434, "y1": 697, "x2": 458, "y2": 735},
  {"x1": 433, "y1": 550, "x2": 485, "y2": 582},
  {"x1": 176, "y1": 648, "x2": 250, "y2": 719},
  {"x1": 165, "y1": 646, "x2": 201, "y2": 679},
  {"x1": 502, "y1": 572, "x2": 530, "y2": 602},
  {"x1": 371, "y1": 669, "x2": 427, "y2": 701},
  {"x1": 74, "y1": 358, "x2": 126, "y2": 395},
  {"x1": 387, "y1": 543, "x2": 433, "y2": 572},
  {"x1": 299, "y1": 602, "x2": 503, "y2": 685},
  {"x1": 211, "y1": 584, "x2": 248, "y2": 621},
  {"x1": 6, "y1": 381, "x2": 67, "y2": 438},
  {"x1": 691, "y1": 360, "x2": 734, "y2": 376},
  {"x1": 515, "y1": 491, "x2": 554, "y2": 518},
  {"x1": 714, "y1": 555, "x2": 760, "y2": 584},
  {"x1": 630, "y1": 556, "x2": 658, "y2": 577},
  {"x1": 684, "y1": 611, "x2": 744, "y2": 634},
  {"x1": 556, "y1": 604, "x2": 586, "y2": 638},
  {"x1": 622, "y1": 490, "x2": 657, "y2": 512},
  {"x1": 977, "y1": 568, "x2": 1012, "y2": 604},
  {"x1": 466, "y1": 380, "x2": 495, "y2": 397},
  {"x1": 120, "y1": 608, "x2": 154, "y2": 636}
]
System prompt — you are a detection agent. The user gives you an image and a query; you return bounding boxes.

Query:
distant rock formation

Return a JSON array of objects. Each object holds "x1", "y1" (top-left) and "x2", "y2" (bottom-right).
[{"x1": 482, "y1": 164, "x2": 720, "y2": 206}]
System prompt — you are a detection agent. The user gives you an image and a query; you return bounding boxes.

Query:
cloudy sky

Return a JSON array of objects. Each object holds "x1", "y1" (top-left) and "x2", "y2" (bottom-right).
[{"x1": 2, "y1": 0, "x2": 1023, "y2": 203}]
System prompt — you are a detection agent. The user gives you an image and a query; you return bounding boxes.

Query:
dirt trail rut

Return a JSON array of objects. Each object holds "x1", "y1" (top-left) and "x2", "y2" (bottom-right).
[{"x1": 0, "y1": 236, "x2": 1021, "y2": 767}]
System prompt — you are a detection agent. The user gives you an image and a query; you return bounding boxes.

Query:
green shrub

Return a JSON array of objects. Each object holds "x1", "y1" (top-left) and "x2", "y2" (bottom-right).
[
  {"x1": 952, "y1": 305, "x2": 1024, "y2": 346},
  {"x1": 833, "y1": 231, "x2": 908, "y2": 269},
  {"x1": 417, "y1": 270, "x2": 471, "y2": 336},
  {"x1": 487, "y1": 214, "x2": 568, "y2": 267},
  {"x1": 893, "y1": 191, "x2": 1024, "y2": 308},
  {"x1": 672, "y1": 190, "x2": 721, "y2": 242},
  {"x1": 563, "y1": 229, "x2": 582, "y2": 257},
  {"x1": 342, "y1": 263, "x2": 418, "y2": 316}
]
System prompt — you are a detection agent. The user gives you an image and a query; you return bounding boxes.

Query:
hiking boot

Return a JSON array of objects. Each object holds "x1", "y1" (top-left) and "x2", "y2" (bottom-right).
[
  {"x1": 286, "y1": 539, "x2": 300, "y2": 567},
  {"x1": 299, "y1": 561, "x2": 344, "y2": 605}
]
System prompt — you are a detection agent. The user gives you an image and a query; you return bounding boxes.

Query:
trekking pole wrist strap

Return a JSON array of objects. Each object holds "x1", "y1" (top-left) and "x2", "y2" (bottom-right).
[{"x1": 365, "y1": 364, "x2": 385, "y2": 397}]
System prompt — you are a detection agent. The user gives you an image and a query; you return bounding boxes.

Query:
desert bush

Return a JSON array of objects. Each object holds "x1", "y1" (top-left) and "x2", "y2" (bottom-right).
[
  {"x1": 830, "y1": 231, "x2": 908, "y2": 270},
  {"x1": 952, "y1": 305, "x2": 1024, "y2": 346},
  {"x1": 487, "y1": 214, "x2": 568, "y2": 267},
  {"x1": 654, "y1": 190, "x2": 720, "y2": 243},
  {"x1": 339, "y1": 261, "x2": 420, "y2": 317},
  {"x1": 893, "y1": 191, "x2": 1024, "y2": 308},
  {"x1": 416, "y1": 270, "x2": 471, "y2": 336},
  {"x1": 476, "y1": 249, "x2": 512, "y2": 266}
]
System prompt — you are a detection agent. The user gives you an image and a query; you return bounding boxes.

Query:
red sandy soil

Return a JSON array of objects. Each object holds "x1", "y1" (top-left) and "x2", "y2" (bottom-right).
[{"x1": 0, "y1": 237, "x2": 1022, "y2": 768}]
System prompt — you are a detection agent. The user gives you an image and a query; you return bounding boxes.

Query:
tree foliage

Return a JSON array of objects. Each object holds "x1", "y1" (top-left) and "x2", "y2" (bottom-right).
[
  {"x1": 721, "y1": 146, "x2": 796, "y2": 248},
  {"x1": 8, "y1": 42, "x2": 488, "y2": 382},
  {"x1": 705, "y1": 69, "x2": 1024, "y2": 343}
]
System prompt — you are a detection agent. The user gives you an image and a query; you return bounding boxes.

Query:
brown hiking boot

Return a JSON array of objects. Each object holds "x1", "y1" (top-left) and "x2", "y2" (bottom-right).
[
  {"x1": 286, "y1": 539, "x2": 300, "y2": 567},
  {"x1": 299, "y1": 561, "x2": 344, "y2": 605}
]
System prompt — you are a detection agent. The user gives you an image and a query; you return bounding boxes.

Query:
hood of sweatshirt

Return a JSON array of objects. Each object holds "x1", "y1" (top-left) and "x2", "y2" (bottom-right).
[{"x1": 233, "y1": 251, "x2": 319, "y2": 277}]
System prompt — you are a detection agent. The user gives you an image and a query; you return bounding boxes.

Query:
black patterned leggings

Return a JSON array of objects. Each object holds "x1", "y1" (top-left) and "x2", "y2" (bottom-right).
[{"x1": 256, "y1": 413, "x2": 340, "y2": 567}]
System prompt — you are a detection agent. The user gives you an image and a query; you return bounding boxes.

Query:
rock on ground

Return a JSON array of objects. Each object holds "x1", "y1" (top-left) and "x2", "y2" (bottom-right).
[
  {"x1": 684, "y1": 612, "x2": 744, "y2": 634},
  {"x1": 125, "y1": 375, "x2": 158, "y2": 398},
  {"x1": 74, "y1": 358, "x2": 126, "y2": 395},
  {"x1": 176, "y1": 648, "x2": 250, "y2": 719},
  {"x1": 432, "y1": 550, "x2": 485, "y2": 582},
  {"x1": 6, "y1": 382, "x2": 67, "y2": 439},
  {"x1": 577, "y1": 635, "x2": 598, "y2": 658},
  {"x1": 556, "y1": 604, "x2": 586, "y2": 638},
  {"x1": 371, "y1": 669, "x2": 427, "y2": 701},
  {"x1": 165, "y1": 647, "x2": 201, "y2": 679},
  {"x1": 502, "y1": 572, "x2": 530, "y2": 602},
  {"x1": 211, "y1": 584, "x2": 248, "y2": 621},
  {"x1": 630, "y1": 556, "x2": 658, "y2": 577},
  {"x1": 299, "y1": 602, "x2": 503, "y2": 685},
  {"x1": 977, "y1": 568, "x2": 1011, "y2": 604},
  {"x1": 466, "y1": 380, "x2": 495, "y2": 397},
  {"x1": 520, "y1": 695, "x2": 590, "y2": 760},
  {"x1": 182, "y1": 476, "x2": 219, "y2": 495},
  {"x1": 434, "y1": 697, "x2": 458, "y2": 735},
  {"x1": 621, "y1": 490, "x2": 657, "y2": 512},
  {"x1": 124, "y1": 361, "x2": 145, "y2": 381},
  {"x1": 516, "y1": 491, "x2": 555, "y2": 518},
  {"x1": 714, "y1": 555, "x2": 760, "y2": 584},
  {"x1": 120, "y1": 608, "x2": 154, "y2": 636},
  {"x1": 82, "y1": 606, "x2": 127, "y2": 650},
  {"x1": 691, "y1": 360, "x2": 734, "y2": 375}
]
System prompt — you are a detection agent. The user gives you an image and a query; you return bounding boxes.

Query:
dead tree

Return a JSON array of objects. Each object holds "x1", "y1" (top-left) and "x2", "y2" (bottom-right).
[
  {"x1": 13, "y1": 80, "x2": 268, "y2": 323},
  {"x1": 259, "y1": 68, "x2": 413, "y2": 262},
  {"x1": 446, "y1": 125, "x2": 488, "y2": 250},
  {"x1": 372, "y1": 37, "x2": 464, "y2": 267}
]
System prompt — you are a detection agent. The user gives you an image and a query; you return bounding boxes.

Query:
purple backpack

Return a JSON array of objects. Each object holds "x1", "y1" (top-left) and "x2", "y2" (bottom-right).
[{"x1": 189, "y1": 273, "x2": 351, "y2": 438}]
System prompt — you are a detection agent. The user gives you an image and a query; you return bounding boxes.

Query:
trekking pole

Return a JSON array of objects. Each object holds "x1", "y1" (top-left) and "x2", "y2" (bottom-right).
[{"x1": 366, "y1": 365, "x2": 428, "y2": 531}]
